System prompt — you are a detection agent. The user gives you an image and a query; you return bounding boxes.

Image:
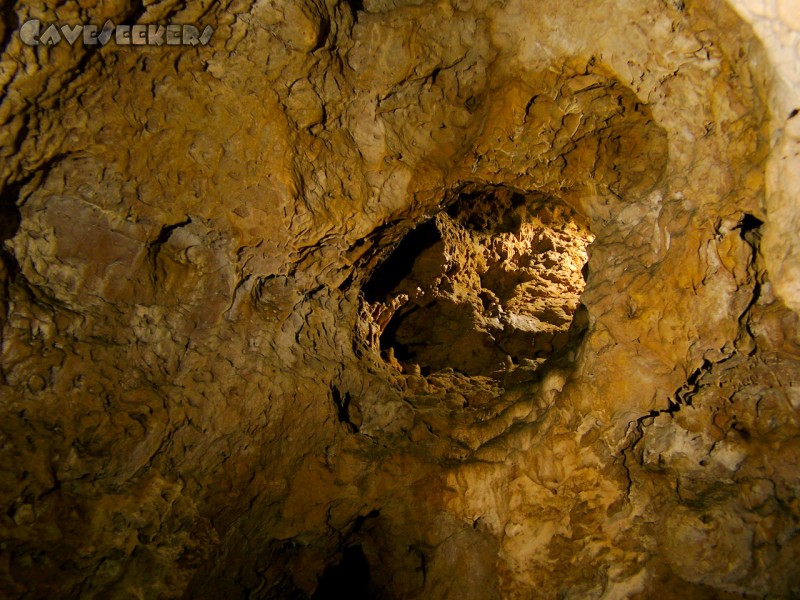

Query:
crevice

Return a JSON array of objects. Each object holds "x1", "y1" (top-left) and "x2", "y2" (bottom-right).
[
  {"x1": 735, "y1": 212, "x2": 764, "y2": 349},
  {"x1": 331, "y1": 386, "x2": 358, "y2": 432},
  {"x1": 361, "y1": 219, "x2": 441, "y2": 303},
  {"x1": 736, "y1": 213, "x2": 764, "y2": 240},
  {"x1": 619, "y1": 358, "x2": 716, "y2": 497},
  {"x1": 146, "y1": 218, "x2": 192, "y2": 281},
  {"x1": 343, "y1": 0, "x2": 365, "y2": 22},
  {"x1": 669, "y1": 359, "x2": 713, "y2": 411},
  {"x1": 0, "y1": 2, "x2": 19, "y2": 57},
  {"x1": 350, "y1": 509, "x2": 380, "y2": 535},
  {"x1": 311, "y1": 545, "x2": 372, "y2": 600}
]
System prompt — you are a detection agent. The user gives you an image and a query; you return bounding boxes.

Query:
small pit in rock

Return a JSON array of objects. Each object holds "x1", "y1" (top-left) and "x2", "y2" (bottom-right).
[{"x1": 361, "y1": 185, "x2": 594, "y2": 377}]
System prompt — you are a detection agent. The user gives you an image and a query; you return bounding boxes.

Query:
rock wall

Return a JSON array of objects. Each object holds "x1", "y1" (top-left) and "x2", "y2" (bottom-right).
[
  {"x1": 727, "y1": 0, "x2": 800, "y2": 315},
  {"x1": 1, "y1": 0, "x2": 799, "y2": 598}
]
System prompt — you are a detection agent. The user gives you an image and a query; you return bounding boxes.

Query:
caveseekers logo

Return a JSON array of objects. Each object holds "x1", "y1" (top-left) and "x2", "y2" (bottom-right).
[{"x1": 19, "y1": 19, "x2": 214, "y2": 47}]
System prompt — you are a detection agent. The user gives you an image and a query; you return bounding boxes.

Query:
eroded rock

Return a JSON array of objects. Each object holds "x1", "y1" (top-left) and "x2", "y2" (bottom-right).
[{"x1": 1, "y1": 0, "x2": 799, "y2": 598}]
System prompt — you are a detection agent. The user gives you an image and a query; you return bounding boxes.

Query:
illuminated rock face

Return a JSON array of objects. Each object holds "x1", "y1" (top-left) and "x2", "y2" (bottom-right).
[
  {"x1": 362, "y1": 187, "x2": 593, "y2": 376},
  {"x1": 1, "y1": 1, "x2": 799, "y2": 598}
]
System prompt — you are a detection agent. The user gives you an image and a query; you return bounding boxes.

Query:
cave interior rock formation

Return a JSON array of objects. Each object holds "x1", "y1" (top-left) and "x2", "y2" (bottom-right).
[{"x1": 1, "y1": 0, "x2": 800, "y2": 598}]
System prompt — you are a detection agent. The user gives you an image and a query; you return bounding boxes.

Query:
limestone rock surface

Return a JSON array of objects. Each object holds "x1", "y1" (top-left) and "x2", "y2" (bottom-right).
[{"x1": 1, "y1": 0, "x2": 800, "y2": 598}]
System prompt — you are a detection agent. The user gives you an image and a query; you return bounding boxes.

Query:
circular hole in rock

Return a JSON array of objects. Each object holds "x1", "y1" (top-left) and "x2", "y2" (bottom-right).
[{"x1": 361, "y1": 184, "x2": 594, "y2": 377}]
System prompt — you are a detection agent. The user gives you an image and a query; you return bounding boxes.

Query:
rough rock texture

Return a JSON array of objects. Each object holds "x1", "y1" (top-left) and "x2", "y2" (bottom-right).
[
  {"x1": 727, "y1": 0, "x2": 800, "y2": 314},
  {"x1": 362, "y1": 188, "x2": 592, "y2": 376},
  {"x1": 1, "y1": 0, "x2": 799, "y2": 598}
]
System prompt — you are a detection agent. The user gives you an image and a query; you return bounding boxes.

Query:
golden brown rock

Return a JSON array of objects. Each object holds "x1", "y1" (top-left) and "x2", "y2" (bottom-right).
[{"x1": 1, "y1": 0, "x2": 799, "y2": 598}]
